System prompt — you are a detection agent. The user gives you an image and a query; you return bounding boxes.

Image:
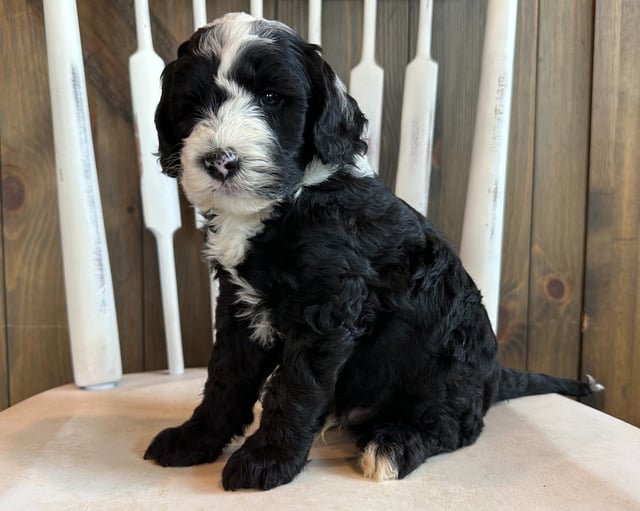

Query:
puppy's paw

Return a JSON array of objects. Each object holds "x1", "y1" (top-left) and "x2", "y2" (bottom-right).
[
  {"x1": 222, "y1": 445, "x2": 307, "y2": 491},
  {"x1": 356, "y1": 424, "x2": 429, "y2": 481},
  {"x1": 358, "y1": 441, "x2": 400, "y2": 481},
  {"x1": 144, "y1": 422, "x2": 225, "y2": 467}
]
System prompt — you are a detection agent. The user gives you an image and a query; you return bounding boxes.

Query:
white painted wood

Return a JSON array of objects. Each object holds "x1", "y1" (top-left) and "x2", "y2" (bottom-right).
[
  {"x1": 130, "y1": 0, "x2": 184, "y2": 374},
  {"x1": 349, "y1": 0, "x2": 384, "y2": 172},
  {"x1": 394, "y1": 0, "x2": 438, "y2": 217},
  {"x1": 308, "y1": 0, "x2": 322, "y2": 45},
  {"x1": 43, "y1": 0, "x2": 122, "y2": 389},
  {"x1": 251, "y1": 0, "x2": 263, "y2": 18},
  {"x1": 459, "y1": 0, "x2": 518, "y2": 331},
  {"x1": 192, "y1": 0, "x2": 207, "y2": 232},
  {"x1": 193, "y1": 0, "x2": 207, "y2": 28}
]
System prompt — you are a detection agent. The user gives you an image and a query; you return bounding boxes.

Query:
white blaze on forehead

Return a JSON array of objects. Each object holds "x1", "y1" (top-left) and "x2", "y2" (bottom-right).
[
  {"x1": 196, "y1": 12, "x2": 284, "y2": 79},
  {"x1": 198, "y1": 12, "x2": 255, "y2": 54},
  {"x1": 196, "y1": 13, "x2": 257, "y2": 80}
]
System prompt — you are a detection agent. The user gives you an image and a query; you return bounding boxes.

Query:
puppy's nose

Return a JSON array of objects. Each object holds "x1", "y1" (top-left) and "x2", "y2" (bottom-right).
[{"x1": 202, "y1": 149, "x2": 240, "y2": 180}]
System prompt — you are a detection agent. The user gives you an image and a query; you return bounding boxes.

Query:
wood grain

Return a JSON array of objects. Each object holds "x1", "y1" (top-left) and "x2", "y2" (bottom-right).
[
  {"x1": 496, "y1": 0, "x2": 540, "y2": 371},
  {"x1": 1, "y1": 0, "x2": 73, "y2": 404},
  {"x1": 144, "y1": 1, "x2": 213, "y2": 371},
  {"x1": 144, "y1": 0, "x2": 188, "y2": 371},
  {"x1": 375, "y1": 0, "x2": 411, "y2": 188},
  {"x1": 76, "y1": 0, "x2": 144, "y2": 373},
  {"x1": 0, "y1": 160, "x2": 7, "y2": 410},
  {"x1": 276, "y1": 0, "x2": 310, "y2": 39},
  {"x1": 582, "y1": 0, "x2": 640, "y2": 425},
  {"x1": 526, "y1": 0, "x2": 594, "y2": 378},
  {"x1": 427, "y1": 0, "x2": 486, "y2": 247}
]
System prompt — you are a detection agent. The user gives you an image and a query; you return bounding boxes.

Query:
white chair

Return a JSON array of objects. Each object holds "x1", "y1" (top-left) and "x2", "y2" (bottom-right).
[{"x1": 1, "y1": 1, "x2": 639, "y2": 509}]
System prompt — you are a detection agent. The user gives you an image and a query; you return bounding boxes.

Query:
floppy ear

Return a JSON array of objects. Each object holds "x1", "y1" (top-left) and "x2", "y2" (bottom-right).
[
  {"x1": 154, "y1": 34, "x2": 205, "y2": 178},
  {"x1": 304, "y1": 46, "x2": 368, "y2": 166},
  {"x1": 155, "y1": 59, "x2": 183, "y2": 178}
]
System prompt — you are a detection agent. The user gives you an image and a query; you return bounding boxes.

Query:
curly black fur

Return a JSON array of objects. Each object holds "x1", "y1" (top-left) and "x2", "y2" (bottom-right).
[{"x1": 144, "y1": 13, "x2": 602, "y2": 491}]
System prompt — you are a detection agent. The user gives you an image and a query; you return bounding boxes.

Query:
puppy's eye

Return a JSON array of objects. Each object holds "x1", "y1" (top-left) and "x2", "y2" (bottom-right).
[{"x1": 259, "y1": 92, "x2": 283, "y2": 108}]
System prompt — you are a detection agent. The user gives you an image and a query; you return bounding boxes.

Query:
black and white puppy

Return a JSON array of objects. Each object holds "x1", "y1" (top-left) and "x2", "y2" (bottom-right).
[{"x1": 144, "y1": 12, "x2": 603, "y2": 491}]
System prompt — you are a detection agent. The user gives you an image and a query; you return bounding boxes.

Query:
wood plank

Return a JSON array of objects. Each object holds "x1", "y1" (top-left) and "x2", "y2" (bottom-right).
[
  {"x1": 0, "y1": 152, "x2": 8, "y2": 410},
  {"x1": 76, "y1": 0, "x2": 145, "y2": 374},
  {"x1": 0, "y1": 0, "x2": 6, "y2": 405},
  {"x1": 276, "y1": 0, "x2": 308, "y2": 37},
  {"x1": 427, "y1": 0, "x2": 486, "y2": 246},
  {"x1": 318, "y1": 0, "x2": 360, "y2": 81},
  {"x1": 426, "y1": 1, "x2": 539, "y2": 370},
  {"x1": 375, "y1": 0, "x2": 410, "y2": 188},
  {"x1": 526, "y1": 0, "x2": 594, "y2": 378},
  {"x1": 144, "y1": 1, "x2": 215, "y2": 371},
  {"x1": 205, "y1": 0, "x2": 253, "y2": 22},
  {"x1": 141, "y1": 2, "x2": 178, "y2": 371},
  {"x1": 496, "y1": 0, "x2": 539, "y2": 370},
  {"x1": 583, "y1": 0, "x2": 640, "y2": 426},
  {"x1": 0, "y1": 0, "x2": 73, "y2": 403}
]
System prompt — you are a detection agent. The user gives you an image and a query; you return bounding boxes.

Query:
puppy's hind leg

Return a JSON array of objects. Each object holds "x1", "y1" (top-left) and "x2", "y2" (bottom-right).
[{"x1": 356, "y1": 423, "x2": 452, "y2": 481}]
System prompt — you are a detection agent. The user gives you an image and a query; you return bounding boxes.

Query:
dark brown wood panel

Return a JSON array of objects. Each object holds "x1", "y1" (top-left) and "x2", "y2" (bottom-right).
[
  {"x1": 1, "y1": 0, "x2": 73, "y2": 404},
  {"x1": 76, "y1": 0, "x2": 144, "y2": 373},
  {"x1": 375, "y1": 0, "x2": 411, "y2": 188},
  {"x1": 0, "y1": 157, "x2": 7, "y2": 410},
  {"x1": 583, "y1": 0, "x2": 640, "y2": 425},
  {"x1": 497, "y1": 0, "x2": 540, "y2": 370},
  {"x1": 318, "y1": 0, "x2": 360, "y2": 82},
  {"x1": 276, "y1": 0, "x2": 309, "y2": 38},
  {"x1": 428, "y1": 0, "x2": 486, "y2": 246},
  {"x1": 205, "y1": 0, "x2": 253, "y2": 21},
  {"x1": 526, "y1": 0, "x2": 594, "y2": 378},
  {"x1": 0, "y1": 5, "x2": 6, "y2": 406},
  {"x1": 86, "y1": 89, "x2": 145, "y2": 373}
]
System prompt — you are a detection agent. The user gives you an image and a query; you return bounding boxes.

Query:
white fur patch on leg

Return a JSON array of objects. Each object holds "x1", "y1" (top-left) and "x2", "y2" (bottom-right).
[
  {"x1": 586, "y1": 374, "x2": 605, "y2": 392},
  {"x1": 359, "y1": 443, "x2": 399, "y2": 481}
]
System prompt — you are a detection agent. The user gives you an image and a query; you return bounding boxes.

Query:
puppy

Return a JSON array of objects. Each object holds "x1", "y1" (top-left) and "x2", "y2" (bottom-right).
[{"x1": 144, "y1": 13, "x2": 603, "y2": 490}]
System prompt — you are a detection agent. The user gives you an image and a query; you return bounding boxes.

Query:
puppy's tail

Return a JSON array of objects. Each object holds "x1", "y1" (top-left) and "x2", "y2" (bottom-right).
[{"x1": 494, "y1": 367, "x2": 604, "y2": 402}]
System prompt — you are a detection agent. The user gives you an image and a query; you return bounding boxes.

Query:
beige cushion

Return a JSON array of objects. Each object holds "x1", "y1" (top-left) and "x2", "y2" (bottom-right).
[{"x1": 0, "y1": 368, "x2": 638, "y2": 510}]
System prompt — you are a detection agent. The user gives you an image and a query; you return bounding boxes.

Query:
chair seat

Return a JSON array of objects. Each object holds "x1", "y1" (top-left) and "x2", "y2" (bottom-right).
[{"x1": 1, "y1": 368, "x2": 638, "y2": 510}]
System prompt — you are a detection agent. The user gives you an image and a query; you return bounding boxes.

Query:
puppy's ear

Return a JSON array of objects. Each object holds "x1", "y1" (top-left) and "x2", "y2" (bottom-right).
[
  {"x1": 304, "y1": 46, "x2": 368, "y2": 166},
  {"x1": 154, "y1": 59, "x2": 182, "y2": 178},
  {"x1": 155, "y1": 31, "x2": 215, "y2": 178}
]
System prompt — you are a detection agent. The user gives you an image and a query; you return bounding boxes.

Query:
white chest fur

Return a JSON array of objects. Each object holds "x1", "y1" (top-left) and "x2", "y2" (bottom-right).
[
  {"x1": 204, "y1": 211, "x2": 277, "y2": 347},
  {"x1": 204, "y1": 212, "x2": 265, "y2": 269}
]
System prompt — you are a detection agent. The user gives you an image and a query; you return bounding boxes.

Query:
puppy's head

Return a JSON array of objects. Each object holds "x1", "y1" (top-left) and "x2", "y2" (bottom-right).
[{"x1": 155, "y1": 12, "x2": 367, "y2": 215}]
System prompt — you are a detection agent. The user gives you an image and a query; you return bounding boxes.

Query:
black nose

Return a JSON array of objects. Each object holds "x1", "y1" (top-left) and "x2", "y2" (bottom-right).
[{"x1": 202, "y1": 149, "x2": 240, "y2": 181}]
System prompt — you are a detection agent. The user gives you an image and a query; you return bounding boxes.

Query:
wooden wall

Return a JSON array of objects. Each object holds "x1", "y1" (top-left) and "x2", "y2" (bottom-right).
[{"x1": 1, "y1": 1, "x2": 638, "y2": 426}]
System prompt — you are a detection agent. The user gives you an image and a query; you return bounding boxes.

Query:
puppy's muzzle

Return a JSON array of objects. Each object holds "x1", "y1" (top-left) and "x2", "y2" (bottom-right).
[{"x1": 202, "y1": 149, "x2": 240, "y2": 181}]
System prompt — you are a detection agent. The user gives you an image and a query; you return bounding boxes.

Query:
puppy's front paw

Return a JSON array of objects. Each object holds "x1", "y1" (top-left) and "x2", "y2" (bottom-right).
[
  {"x1": 222, "y1": 445, "x2": 307, "y2": 491},
  {"x1": 144, "y1": 421, "x2": 225, "y2": 467}
]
